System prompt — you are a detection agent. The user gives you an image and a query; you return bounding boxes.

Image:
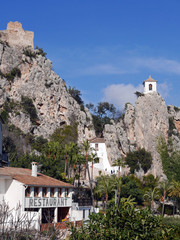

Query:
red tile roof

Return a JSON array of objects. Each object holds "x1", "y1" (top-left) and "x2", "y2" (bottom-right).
[
  {"x1": 89, "y1": 137, "x2": 105, "y2": 143},
  {"x1": 143, "y1": 75, "x2": 157, "y2": 83},
  {"x1": 0, "y1": 167, "x2": 73, "y2": 188}
]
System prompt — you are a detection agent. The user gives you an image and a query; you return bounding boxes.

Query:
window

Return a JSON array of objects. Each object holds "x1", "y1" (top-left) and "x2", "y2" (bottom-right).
[
  {"x1": 50, "y1": 188, "x2": 54, "y2": 197},
  {"x1": 83, "y1": 209, "x2": 85, "y2": 219},
  {"x1": 25, "y1": 186, "x2": 30, "y2": 197},
  {"x1": 34, "y1": 187, "x2": 39, "y2": 197},
  {"x1": 42, "y1": 187, "x2": 47, "y2": 197},
  {"x1": 149, "y1": 84, "x2": 152, "y2": 91},
  {"x1": 95, "y1": 143, "x2": 99, "y2": 151},
  {"x1": 58, "y1": 188, "x2": 62, "y2": 197},
  {"x1": 65, "y1": 189, "x2": 69, "y2": 197}
]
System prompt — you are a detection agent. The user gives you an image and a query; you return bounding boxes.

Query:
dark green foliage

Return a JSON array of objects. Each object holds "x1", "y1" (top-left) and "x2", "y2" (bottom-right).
[
  {"x1": 125, "y1": 148, "x2": 152, "y2": 174},
  {"x1": 121, "y1": 175, "x2": 143, "y2": 204},
  {"x1": 39, "y1": 154, "x2": 65, "y2": 180},
  {"x1": 1, "y1": 110, "x2": 8, "y2": 123},
  {"x1": 87, "y1": 102, "x2": 116, "y2": 136},
  {"x1": 135, "y1": 91, "x2": 144, "y2": 97},
  {"x1": 4, "y1": 67, "x2": 21, "y2": 82},
  {"x1": 10, "y1": 153, "x2": 40, "y2": 169},
  {"x1": 92, "y1": 115, "x2": 104, "y2": 137},
  {"x1": 162, "y1": 217, "x2": 180, "y2": 238},
  {"x1": 168, "y1": 117, "x2": 176, "y2": 137},
  {"x1": 68, "y1": 86, "x2": 84, "y2": 105},
  {"x1": 23, "y1": 48, "x2": 37, "y2": 59},
  {"x1": 21, "y1": 96, "x2": 38, "y2": 124},
  {"x1": 50, "y1": 123, "x2": 78, "y2": 146},
  {"x1": 31, "y1": 136, "x2": 48, "y2": 153},
  {"x1": 69, "y1": 197, "x2": 175, "y2": 239},
  {"x1": 174, "y1": 106, "x2": 180, "y2": 112},
  {"x1": 158, "y1": 204, "x2": 174, "y2": 215},
  {"x1": 0, "y1": 68, "x2": 21, "y2": 82},
  {"x1": 23, "y1": 46, "x2": 47, "y2": 60},
  {"x1": 157, "y1": 137, "x2": 180, "y2": 182},
  {"x1": 35, "y1": 46, "x2": 47, "y2": 57},
  {"x1": 142, "y1": 174, "x2": 159, "y2": 191}
]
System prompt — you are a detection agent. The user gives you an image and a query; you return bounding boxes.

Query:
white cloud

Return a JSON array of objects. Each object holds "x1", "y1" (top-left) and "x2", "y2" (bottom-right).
[
  {"x1": 103, "y1": 84, "x2": 143, "y2": 109},
  {"x1": 81, "y1": 64, "x2": 127, "y2": 75},
  {"x1": 133, "y1": 57, "x2": 180, "y2": 75},
  {"x1": 158, "y1": 82, "x2": 170, "y2": 99}
]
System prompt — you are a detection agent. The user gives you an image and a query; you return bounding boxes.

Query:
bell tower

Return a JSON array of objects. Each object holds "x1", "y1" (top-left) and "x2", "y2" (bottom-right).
[{"x1": 143, "y1": 75, "x2": 157, "y2": 94}]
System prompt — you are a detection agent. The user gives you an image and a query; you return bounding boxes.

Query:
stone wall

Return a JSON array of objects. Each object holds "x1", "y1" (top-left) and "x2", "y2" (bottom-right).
[{"x1": 0, "y1": 22, "x2": 34, "y2": 48}]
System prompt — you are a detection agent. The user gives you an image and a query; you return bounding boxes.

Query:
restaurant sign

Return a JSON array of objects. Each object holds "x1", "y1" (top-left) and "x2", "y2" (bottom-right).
[{"x1": 24, "y1": 197, "x2": 71, "y2": 208}]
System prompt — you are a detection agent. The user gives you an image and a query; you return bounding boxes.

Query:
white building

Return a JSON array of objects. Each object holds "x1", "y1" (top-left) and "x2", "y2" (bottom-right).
[
  {"x1": 89, "y1": 138, "x2": 118, "y2": 176},
  {"x1": 0, "y1": 162, "x2": 92, "y2": 230},
  {"x1": 143, "y1": 75, "x2": 157, "y2": 94}
]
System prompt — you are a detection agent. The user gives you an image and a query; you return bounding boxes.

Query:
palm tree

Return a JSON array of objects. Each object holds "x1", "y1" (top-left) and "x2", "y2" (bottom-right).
[
  {"x1": 82, "y1": 140, "x2": 91, "y2": 179},
  {"x1": 95, "y1": 175, "x2": 113, "y2": 209},
  {"x1": 169, "y1": 180, "x2": 180, "y2": 215},
  {"x1": 159, "y1": 180, "x2": 171, "y2": 216},
  {"x1": 82, "y1": 140, "x2": 95, "y2": 207},
  {"x1": 143, "y1": 187, "x2": 160, "y2": 213},
  {"x1": 89, "y1": 152, "x2": 99, "y2": 182},
  {"x1": 67, "y1": 142, "x2": 78, "y2": 179},
  {"x1": 112, "y1": 175, "x2": 123, "y2": 206},
  {"x1": 46, "y1": 141, "x2": 60, "y2": 160},
  {"x1": 64, "y1": 144, "x2": 70, "y2": 176},
  {"x1": 113, "y1": 158, "x2": 125, "y2": 177}
]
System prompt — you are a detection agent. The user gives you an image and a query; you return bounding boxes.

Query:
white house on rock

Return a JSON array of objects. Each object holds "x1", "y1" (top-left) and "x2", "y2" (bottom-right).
[
  {"x1": 143, "y1": 75, "x2": 157, "y2": 94},
  {"x1": 89, "y1": 138, "x2": 118, "y2": 176}
]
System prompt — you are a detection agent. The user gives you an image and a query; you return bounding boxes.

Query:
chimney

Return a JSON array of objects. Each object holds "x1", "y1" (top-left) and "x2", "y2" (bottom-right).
[{"x1": 32, "y1": 162, "x2": 38, "y2": 177}]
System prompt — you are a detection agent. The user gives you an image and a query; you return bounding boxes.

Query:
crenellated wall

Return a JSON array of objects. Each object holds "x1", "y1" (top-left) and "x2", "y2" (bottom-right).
[{"x1": 0, "y1": 21, "x2": 34, "y2": 48}]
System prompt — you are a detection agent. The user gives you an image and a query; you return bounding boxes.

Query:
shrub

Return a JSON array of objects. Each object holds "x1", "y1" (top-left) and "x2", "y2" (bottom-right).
[
  {"x1": 4, "y1": 67, "x2": 21, "y2": 82},
  {"x1": 69, "y1": 197, "x2": 175, "y2": 239},
  {"x1": 1, "y1": 110, "x2": 8, "y2": 123},
  {"x1": 35, "y1": 46, "x2": 47, "y2": 57},
  {"x1": 21, "y1": 96, "x2": 38, "y2": 124},
  {"x1": 23, "y1": 48, "x2": 36, "y2": 59},
  {"x1": 135, "y1": 91, "x2": 144, "y2": 97}
]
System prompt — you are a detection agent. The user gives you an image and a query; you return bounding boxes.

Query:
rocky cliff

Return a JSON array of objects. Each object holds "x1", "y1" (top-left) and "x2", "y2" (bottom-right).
[
  {"x1": 1, "y1": 22, "x2": 180, "y2": 178},
  {"x1": 0, "y1": 22, "x2": 95, "y2": 144},
  {"x1": 103, "y1": 92, "x2": 179, "y2": 178}
]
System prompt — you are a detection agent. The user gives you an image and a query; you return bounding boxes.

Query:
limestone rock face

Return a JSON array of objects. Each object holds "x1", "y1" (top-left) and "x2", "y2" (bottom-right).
[
  {"x1": 104, "y1": 92, "x2": 169, "y2": 177},
  {"x1": 0, "y1": 42, "x2": 95, "y2": 142}
]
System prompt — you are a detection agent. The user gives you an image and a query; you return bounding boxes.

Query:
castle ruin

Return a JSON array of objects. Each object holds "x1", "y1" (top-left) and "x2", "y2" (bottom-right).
[{"x1": 0, "y1": 21, "x2": 34, "y2": 48}]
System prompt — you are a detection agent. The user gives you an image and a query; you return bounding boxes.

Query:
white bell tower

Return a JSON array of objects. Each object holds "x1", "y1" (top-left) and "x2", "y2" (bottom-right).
[{"x1": 143, "y1": 75, "x2": 157, "y2": 94}]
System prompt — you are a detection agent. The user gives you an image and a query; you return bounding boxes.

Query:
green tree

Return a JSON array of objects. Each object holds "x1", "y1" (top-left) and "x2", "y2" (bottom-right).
[
  {"x1": 159, "y1": 180, "x2": 171, "y2": 216},
  {"x1": 121, "y1": 175, "x2": 143, "y2": 205},
  {"x1": 95, "y1": 175, "x2": 113, "y2": 209},
  {"x1": 112, "y1": 157, "x2": 125, "y2": 177},
  {"x1": 50, "y1": 123, "x2": 78, "y2": 146},
  {"x1": 68, "y1": 86, "x2": 84, "y2": 105},
  {"x1": 142, "y1": 174, "x2": 159, "y2": 192},
  {"x1": 86, "y1": 102, "x2": 117, "y2": 136},
  {"x1": 69, "y1": 196, "x2": 175, "y2": 240},
  {"x1": 169, "y1": 180, "x2": 180, "y2": 215},
  {"x1": 143, "y1": 187, "x2": 160, "y2": 212},
  {"x1": 125, "y1": 148, "x2": 152, "y2": 174},
  {"x1": 89, "y1": 152, "x2": 99, "y2": 182},
  {"x1": 111, "y1": 175, "x2": 123, "y2": 205},
  {"x1": 157, "y1": 136, "x2": 180, "y2": 182},
  {"x1": 82, "y1": 140, "x2": 95, "y2": 206}
]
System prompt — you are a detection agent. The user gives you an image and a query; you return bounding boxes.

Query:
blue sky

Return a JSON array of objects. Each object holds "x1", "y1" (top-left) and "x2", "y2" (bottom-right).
[{"x1": 1, "y1": 0, "x2": 180, "y2": 110}]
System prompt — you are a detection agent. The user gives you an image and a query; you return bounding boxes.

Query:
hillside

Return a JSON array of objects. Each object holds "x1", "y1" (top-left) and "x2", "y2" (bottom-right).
[
  {"x1": 1, "y1": 22, "x2": 180, "y2": 179},
  {"x1": 0, "y1": 22, "x2": 95, "y2": 148}
]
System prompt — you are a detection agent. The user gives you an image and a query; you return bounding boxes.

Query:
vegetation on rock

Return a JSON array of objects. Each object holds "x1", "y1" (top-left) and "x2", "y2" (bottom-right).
[{"x1": 125, "y1": 148, "x2": 152, "y2": 174}]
